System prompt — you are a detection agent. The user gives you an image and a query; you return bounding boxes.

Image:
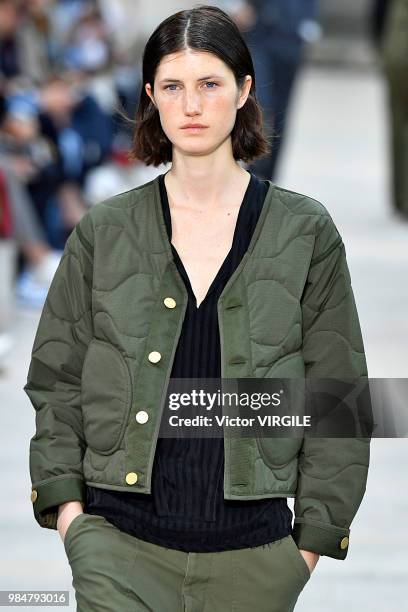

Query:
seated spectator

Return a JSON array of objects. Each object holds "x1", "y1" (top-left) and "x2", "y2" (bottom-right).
[
  {"x1": 0, "y1": 91, "x2": 63, "y2": 306},
  {"x1": 0, "y1": 0, "x2": 53, "y2": 87},
  {"x1": 24, "y1": 74, "x2": 114, "y2": 249}
]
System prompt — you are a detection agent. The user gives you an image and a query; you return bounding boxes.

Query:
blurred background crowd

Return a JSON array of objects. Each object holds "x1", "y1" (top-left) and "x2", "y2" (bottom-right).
[{"x1": 0, "y1": 0, "x2": 407, "y2": 366}]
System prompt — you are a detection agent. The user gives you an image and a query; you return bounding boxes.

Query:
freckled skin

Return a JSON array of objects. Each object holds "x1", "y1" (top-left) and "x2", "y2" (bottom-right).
[{"x1": 144, "y1": 49, "x2": 248, "y2": 159}]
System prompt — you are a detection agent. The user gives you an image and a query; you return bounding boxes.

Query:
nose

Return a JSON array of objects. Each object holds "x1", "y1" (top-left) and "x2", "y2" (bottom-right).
[{"x1": 182, "y1": 87, "x2": 202, "y2": 116}]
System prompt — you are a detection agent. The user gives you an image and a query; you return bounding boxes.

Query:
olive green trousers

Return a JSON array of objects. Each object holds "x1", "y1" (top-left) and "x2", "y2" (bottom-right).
[{"x1": 63, "y1": 513, "x2": 312, "y2": 612}]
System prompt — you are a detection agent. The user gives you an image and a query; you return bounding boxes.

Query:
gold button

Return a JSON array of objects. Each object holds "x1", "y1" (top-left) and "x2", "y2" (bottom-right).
[
  {"x1": 30, "y1": 489, "x2": 38, "y2": 503},
  {"x1": 125, "y1": 472, "x2": 138, "y2": 485},
  {"x1": 135, "y1": 410, "x2": 149, "y2": 424},
  {"x1": 164, "y1": 297, "x2": 177, "y2": 309},
  {"x1": 148, "y1": 351, "x2": 161, "y2": 363},
  {"x1": 340, "y1": 536, "x2": 349, "y2": 550}
]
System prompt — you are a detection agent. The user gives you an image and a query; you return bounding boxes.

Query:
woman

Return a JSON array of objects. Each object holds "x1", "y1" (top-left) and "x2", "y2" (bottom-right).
[{"x1": 25, "y1": 5, "x2": 370, "y2": 611}]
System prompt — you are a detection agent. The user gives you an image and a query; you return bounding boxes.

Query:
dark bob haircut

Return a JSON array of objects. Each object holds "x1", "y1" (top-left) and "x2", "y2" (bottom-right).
[{"x1": 129, "y1": 4, "x2": 270, "y2": 166}]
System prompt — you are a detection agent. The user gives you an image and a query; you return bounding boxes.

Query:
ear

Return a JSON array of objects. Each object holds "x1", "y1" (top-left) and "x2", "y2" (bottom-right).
[
  {"x1": 237, "y1": 75, "x2": 252, "y2": 110},
  {"x1": 145, "y1": 83, "x2": 156, "y2": 107}
]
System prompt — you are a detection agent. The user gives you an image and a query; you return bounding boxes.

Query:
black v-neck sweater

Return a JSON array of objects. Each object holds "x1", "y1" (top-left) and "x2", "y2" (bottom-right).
[{"x1": 84, "y1": 171, "x2": 293, "y2": 552}]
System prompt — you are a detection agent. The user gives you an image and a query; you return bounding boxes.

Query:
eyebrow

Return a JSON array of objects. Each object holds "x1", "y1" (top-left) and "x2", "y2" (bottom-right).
[{"x1": 159, "y1": 75, "x2": 224, "y2": 84}]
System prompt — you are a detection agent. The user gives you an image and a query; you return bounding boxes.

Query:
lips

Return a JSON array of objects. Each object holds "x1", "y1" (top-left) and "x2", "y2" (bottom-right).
[{"x1": 181, "y1": 124, "x2": 208, "y2": 129}]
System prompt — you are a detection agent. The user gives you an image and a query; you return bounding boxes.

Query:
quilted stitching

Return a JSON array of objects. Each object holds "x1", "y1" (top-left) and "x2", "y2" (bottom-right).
[{"x1": 24, "y1": 177, "x2": 371, "y2": 559}]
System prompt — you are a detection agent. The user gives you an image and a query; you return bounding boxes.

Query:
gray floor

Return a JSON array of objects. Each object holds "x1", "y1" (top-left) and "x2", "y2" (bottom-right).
[{"x1": 1, "y1": 65, "x2": 407, "y2": 611}]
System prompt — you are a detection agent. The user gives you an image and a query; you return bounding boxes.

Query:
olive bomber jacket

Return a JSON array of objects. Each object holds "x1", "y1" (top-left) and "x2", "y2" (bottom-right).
[{"x1": 24, "y1": 175, "x2": 371, "y2": 560}]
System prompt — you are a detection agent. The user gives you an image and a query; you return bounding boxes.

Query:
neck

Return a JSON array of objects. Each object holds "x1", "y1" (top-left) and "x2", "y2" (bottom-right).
[{"x1": 165, "y1": 147, "x2": 250, "y2": 209}]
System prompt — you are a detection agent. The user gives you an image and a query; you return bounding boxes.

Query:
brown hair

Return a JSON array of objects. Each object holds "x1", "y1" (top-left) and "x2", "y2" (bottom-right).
[{"x1": 128, "y1": 5, "x2": 270, "y2": 166}]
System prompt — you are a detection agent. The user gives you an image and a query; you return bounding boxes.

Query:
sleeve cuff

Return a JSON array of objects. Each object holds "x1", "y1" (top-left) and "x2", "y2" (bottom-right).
[
  {"x1": 292, "y1": 519, "x2": 351, "y2": 560},
  {"x1": 30, "y1": 475, "x2": 85, "y2": 530}
]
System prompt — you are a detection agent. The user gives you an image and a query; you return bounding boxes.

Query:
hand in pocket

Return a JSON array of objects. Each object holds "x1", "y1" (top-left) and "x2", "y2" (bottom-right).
[
  {"x1": 57, "y1": 501, "x2": 84, "y2": 543},
  {"x1": 299, "y1": 549, "x2": 320, "y2": 575}
]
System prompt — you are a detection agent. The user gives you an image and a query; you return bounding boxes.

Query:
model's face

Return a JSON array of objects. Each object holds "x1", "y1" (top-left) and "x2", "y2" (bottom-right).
[{"x1": 145, "y1": 49, "x2": 252, "y2": 158}]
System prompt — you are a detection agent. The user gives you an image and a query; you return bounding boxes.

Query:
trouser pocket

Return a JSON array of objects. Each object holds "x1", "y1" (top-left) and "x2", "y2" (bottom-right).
[
  {"x1": 63, "y1": 513, "x2": 90, "y2": 556},
  {"x1": 64, "y1": 514, "x2": 141, "y2": 612},
  {"x1": 202, "y1": 536, "x2": 311, "y2": 612},
  {"x1": 284, "y1": 535, "x2": 312, "y2": 583}
]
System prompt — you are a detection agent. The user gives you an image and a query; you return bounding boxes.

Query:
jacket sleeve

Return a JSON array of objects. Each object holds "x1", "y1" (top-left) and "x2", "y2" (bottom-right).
[
  {"x1": 293, "y1": 213, "x2": 371, "y2": 560},
  {"x1": 24, "y1": 215, "x2": 94, "y2": 530}
]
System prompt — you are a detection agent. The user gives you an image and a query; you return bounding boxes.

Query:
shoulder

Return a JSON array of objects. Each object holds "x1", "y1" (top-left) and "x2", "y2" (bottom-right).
[
  {"x1": 88, "y1": 176, "x2": 157, "y2": 218},
  {"x1": 71, "y1": 176, "x2": 158, "y2": 248},
  {"x1": 269, "y1": 182, "x2": 344, "y2": 260},
  {"x1": 271, "y1": 183, "x2": 333, "y2": 219}
]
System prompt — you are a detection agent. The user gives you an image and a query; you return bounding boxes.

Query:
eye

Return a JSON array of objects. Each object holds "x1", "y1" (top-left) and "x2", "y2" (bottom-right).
[
  {"x1": 204, "y1": 81, "x2": 218, "y2": 89},
  {"x1": 164, "y1": 84, "x2": 179, "y2": 91}
]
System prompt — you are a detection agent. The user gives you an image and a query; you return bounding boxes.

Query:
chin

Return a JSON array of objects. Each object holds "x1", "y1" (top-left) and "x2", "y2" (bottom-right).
[
  {"x1": 174, "y1": 142, "x2": 211, "y2": 155},
  {"x1": 176, "y1": 139, "x2": 226, "y2": 157}
]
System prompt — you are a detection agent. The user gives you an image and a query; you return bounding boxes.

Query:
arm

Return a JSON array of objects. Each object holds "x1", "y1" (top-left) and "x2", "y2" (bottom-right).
[
  {"x1": 57, "y1": 501, "x2": 84, "y2": 542},
  {"x1": 24, "y1": 215, "x2": 94, "y2": 530},
  {"x1": 294, "y1": 213, "x2": 371, "y2": 560}
]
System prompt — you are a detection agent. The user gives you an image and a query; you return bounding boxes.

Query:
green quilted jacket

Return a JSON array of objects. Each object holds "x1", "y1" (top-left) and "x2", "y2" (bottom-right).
[{"x1": 24, "y1": 175, "x2": 371, "y2": 560}]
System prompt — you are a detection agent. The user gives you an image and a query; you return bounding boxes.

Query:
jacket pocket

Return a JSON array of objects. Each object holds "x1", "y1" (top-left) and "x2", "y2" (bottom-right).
[
  {"x1": 257, "y1": 437, "x2": 303, "y2": 469},
  {"x1": 81, "y1": 338, "x2": 132, "y2": 454}
]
